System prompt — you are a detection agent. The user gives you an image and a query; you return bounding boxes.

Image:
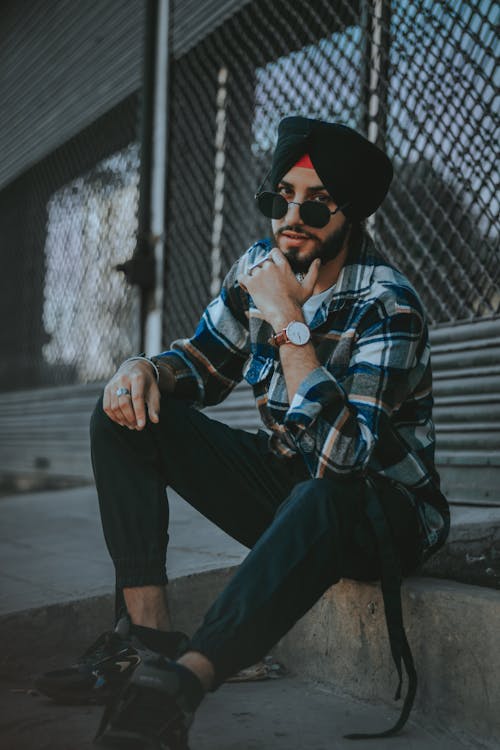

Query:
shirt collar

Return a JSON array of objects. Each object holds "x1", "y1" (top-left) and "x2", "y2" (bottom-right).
[{"x1": 331, "y1": 230, "x2": 376, "y2": 299}]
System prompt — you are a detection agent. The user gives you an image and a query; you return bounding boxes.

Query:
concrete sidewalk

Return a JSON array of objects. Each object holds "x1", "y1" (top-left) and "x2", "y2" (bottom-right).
[
  {"x1": 0, "y1": 485, "x2": 247, "y2": 616},
  {"x1": 2, "y1": 673, "x2": 476, "y2": 750},
  {"x1": 1, "y1": 484, "x2": 498, "y2": 617},
  {"x1": 0, "y1": 485, "x2": 497, "y2": 749}
]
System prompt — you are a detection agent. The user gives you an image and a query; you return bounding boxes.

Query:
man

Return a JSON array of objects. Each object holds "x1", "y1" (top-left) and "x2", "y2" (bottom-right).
[{"x1": 36, "y1": 117, "x2": 449, "y2": 747}]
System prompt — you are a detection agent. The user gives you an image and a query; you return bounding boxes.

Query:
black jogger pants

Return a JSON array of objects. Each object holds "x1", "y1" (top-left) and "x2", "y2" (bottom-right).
[{"x1": 90, "y1": 393, "x2": 421, "y2": 686}]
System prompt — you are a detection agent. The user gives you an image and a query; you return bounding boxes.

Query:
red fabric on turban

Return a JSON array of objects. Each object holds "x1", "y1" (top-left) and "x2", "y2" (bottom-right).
[{"x1": 293, "y1": 153, "x2": 315, "y2": 170}]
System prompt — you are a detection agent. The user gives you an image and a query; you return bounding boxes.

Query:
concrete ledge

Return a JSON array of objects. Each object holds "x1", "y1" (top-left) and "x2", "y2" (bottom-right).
[
  {"x1": 0, "y1": 593, "x2": 114, "y2": 680},
  {"x1": 422, "y1": 505, "x2": 500, "y2": 589},
  {"x1": 274, "y1": 577, "x2": 500, "y2": 745},
  {"x1": 0, "y1": 568, "x2": 234, "y2": 680},
  {"x1": 2, "y1": 569, "x2": 499, "y2": 747}
]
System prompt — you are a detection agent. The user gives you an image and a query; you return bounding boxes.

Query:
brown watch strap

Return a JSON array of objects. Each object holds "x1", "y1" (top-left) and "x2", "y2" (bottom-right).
[{"x1": 271, "y1": 329, "x2": 289, "y2": 346}]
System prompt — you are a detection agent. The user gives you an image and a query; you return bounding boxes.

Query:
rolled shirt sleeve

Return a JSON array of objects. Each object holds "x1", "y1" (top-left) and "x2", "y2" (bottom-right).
[
  {"x1": 153, "y1": 259, "x2": 251, "y2": 407},
  {"x1": 284, "y1": 307, "x2": 429, "y2": 480}
]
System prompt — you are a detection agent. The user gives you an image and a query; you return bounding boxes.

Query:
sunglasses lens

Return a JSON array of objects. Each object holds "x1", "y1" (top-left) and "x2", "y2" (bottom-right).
[
  {"x1": 300, "y1": 201, "x2": 330, "y2": 228},
  {"x1": 256, "y1": 193, "x2": 333, "y2": 226},
  {"x1": 256, "y1": 192, "x2": 288, "y2": 219}
]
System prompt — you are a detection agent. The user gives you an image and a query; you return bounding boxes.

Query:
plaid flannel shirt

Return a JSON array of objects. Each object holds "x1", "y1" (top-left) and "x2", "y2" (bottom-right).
[{"x1": 155, "y1": 232, "x2": 450, "y2": 556}]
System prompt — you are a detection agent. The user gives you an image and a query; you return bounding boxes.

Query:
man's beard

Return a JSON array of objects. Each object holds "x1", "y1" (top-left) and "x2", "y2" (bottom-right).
[{"x1": 274, "y1": 220, "x2": 351, "y2": 274}]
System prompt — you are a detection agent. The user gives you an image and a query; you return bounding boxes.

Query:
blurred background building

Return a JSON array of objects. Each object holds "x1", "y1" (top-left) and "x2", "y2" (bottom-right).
[{"x1": 0, "y1": 0, "x2": 498, "y2": 508}]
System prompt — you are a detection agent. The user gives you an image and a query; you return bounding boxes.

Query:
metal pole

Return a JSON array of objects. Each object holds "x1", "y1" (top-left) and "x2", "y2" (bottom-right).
[
  {"x1": 367, "y1": 0, "x2": 391, "y2": 150},
  {"x1": 133, "y1": 0, "x2": 157, "y2": 352},
  {"x1": 365, "y1": 0, "x2": 391, "y2": 234},
  {"x1": 359, "y1": 0, "x2": 372, "y2": 137},
  {"x1": 144, "y1": 0, "x2": 170, "y2": 356}
]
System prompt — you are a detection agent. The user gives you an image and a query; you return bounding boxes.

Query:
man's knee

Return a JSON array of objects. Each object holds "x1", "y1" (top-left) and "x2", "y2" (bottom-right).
[
  {"x1": 90, "y1": 392, "x2": 175, "y2": 436},
  {"x1": 89, "y1": 392, "x2": 195, "y2": 460},
  {"x1": 288, "y1": 475, "x2": 362, "y2": 504},
  {"x1": 90, "y1": 394, "x2": 106, "y2": 435},
  {"x1": 89, "y1": 393, "x2": 138, "y2": 450},
  {"x1": 273, "y1": 475, "x2": 365, "y2": 527}
]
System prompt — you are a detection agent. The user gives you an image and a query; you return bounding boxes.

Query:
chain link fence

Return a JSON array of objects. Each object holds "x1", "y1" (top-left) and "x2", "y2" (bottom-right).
[
  {"x1": 0, "y1": 95, "x2": 142, "y2": 391},
  {"x1": 380, "y1": 0, "x2": 498, "y2": 324},
  {"x1": 0, "y1": 0, "x2": 497, "y2": 393},
  {"x1": 164, "y1": 0, "x2": 498, "y2": 343}
]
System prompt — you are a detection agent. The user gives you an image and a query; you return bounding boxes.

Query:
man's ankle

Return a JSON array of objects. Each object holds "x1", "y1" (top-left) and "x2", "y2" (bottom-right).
[
  {"x1": 123, "y1": 584, "x2": 171, "y2": 630},
  {"x1": 129, "y1": 623, "x2": 187, "y2": 655},
  {"x1": 177, "y1": 651, "x2": 215, "y2": 692}
]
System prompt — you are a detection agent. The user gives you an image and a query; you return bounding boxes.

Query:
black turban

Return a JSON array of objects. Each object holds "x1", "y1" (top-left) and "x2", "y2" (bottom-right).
[{"x1": 269, "y1": 117, "x2": 393, "y2": 220}]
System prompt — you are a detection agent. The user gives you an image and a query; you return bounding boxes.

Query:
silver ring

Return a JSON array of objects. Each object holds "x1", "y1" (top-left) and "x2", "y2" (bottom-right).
[
  {"x1": 248, "y1": 257, "x2": 273, "y2": 273},
  {"x1": 116, "y1": 387, "x2": 131, "y2": 397}
]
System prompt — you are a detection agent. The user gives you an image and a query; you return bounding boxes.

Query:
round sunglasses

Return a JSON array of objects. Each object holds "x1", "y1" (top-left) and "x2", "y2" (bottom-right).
[{"x1": 255, "y1": 190, "x2": 347, "y2": 228}]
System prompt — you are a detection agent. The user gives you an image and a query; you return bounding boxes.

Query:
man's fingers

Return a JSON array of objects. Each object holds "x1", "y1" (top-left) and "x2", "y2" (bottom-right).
[
  {"x1": 237, "y1": 273, "x2": 250, "y2": 292},
  {"x1": 270, "y1": 247, "x2": 287, "y2": 266},
  {"x1": 118, "y1": 393, "x2": 137, "y2": 427},
  {"x1": 110, "y1": 388, "x2": 136, "y2": 428},
  {"x1": 102, "y1": 388, "x2": 113, "y2": 419},
  {"x1": 103, "y1": 362, "x2": 159, "y2": 429},
  {"x1": 104, "y1": 384, "x2": 127, "y2": 426},
  {"x1": 130, "y1": 373, "x2": 147, "y2": 429},
  {"x1": 146, "y1": 383, "x2": 161, "y2": 423},
  {"x1": 301, "y1": 258, "x2": 321, "y2": 297},
  {"x1": 247, "y1": 256, "x2": 272, "y2": 273},
  {"x1": 239, "y1": 256, "x2": 280, "y2": 293}
]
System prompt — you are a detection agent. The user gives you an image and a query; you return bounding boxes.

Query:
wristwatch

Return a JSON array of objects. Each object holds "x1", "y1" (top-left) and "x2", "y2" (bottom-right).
[{"x1": 269, "y1": 320, "x2": 311, "y2": 347}]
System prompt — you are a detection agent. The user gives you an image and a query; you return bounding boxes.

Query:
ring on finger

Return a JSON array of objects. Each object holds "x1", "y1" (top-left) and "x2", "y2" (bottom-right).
[
  {"x1": 116, "y1": 387, "x2": 131, "y2": 397},
  {"x1": 248, "y1": 257, "x2": 273, "y2": 274}
]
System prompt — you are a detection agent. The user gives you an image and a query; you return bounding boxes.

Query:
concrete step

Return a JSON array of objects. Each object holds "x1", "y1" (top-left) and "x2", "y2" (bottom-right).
[
  {"x1": 422, "y1": 505, "x2": 500, "y2": 589},
  {"x1": 1, "y1": 486, "x2": 499, "y2": 748},
  {"x1": 1, "y1": 568, "x2": 498, "y2": 749}
]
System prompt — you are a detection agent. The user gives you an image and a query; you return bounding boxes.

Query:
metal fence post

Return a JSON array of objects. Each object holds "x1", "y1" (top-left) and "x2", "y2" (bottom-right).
[
  {"x1": 121, "y1": 0, "x2": 170, "y2": 355},
  {"x1": 367, "y1": 0, "x2": 391, "y2": 151},
  {"x1": 144, "y1": 0, "x2": 171, "y2": 356}
]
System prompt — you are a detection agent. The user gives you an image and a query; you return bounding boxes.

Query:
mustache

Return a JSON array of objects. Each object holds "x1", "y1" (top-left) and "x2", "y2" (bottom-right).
[{"x1": 277, "y1": 225, "x2": 318, "y2": 240}]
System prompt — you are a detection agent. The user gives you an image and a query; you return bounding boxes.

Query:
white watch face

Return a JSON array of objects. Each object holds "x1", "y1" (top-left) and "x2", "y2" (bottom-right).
[{"x1": 286, "y1": 321, "x2": 311, "y2": 345}]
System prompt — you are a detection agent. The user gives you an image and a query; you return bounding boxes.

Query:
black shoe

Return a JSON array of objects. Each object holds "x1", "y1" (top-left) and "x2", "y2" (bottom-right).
[
  {"x1": 34, "y1": 617, "x2": 190, "y2": 706},
  {"x1": 95, "y1": 653, "x2": 204, "y2": 749}
]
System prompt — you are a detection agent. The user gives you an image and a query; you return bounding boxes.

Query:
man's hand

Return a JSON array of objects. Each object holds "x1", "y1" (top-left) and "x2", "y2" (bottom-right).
[
  {"x1": 237, "y1": 248, "x2": 320, "y2": 330},
  {"x1": 103, "y1": 361, "x2": 161, "y2": 430}
]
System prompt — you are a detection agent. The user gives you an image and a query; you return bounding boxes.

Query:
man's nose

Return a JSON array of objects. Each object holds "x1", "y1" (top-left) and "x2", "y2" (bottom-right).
[{"x1": 286, "y1": 200, "x2": 303, "y2": 224}]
